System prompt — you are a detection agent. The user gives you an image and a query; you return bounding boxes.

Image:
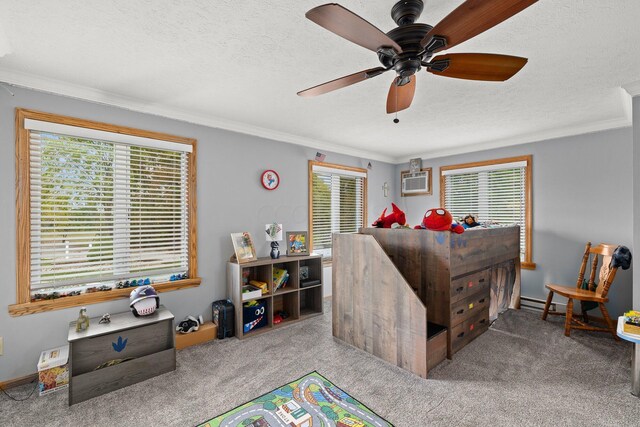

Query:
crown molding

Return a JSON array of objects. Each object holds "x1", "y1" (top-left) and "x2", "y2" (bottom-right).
[
  {"x1": 394, "y1": 115, "x2": 632, "y2": 163},
  {"x1": 1, "y1": 67, "x2": 634, "y2": 166},
  {"x1": 623, "y1": 80, "x2": 640, "y2": 97},
  {"x1": 620, "y1": 87, "x2": 633, "y2": 123},
  {"x1": 0, "y1": 67, "x2": 396, "y2": 163}
]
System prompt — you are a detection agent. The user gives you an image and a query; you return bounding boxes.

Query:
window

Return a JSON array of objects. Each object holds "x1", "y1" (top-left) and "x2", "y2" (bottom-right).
[
  {"x1": 11, "y1": 109, "x2": 199, "y2": 316},
  {"x1": 440, "y1": 155, "x2": 534, "y2": 269},
  {"x1": 309, "y1": 161, "x2": 367, "y2": 259}
]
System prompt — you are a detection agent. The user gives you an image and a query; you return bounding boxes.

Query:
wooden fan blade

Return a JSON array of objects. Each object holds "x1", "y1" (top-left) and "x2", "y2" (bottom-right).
[
  {"x1": 306, "y1": 4, "x2": 402, "y2": 53},
  {"x1": 427, "y1": 53, "x2": 527, "y2": 81},
  {"x1": 298, "y1": 67, "x2": 387, "y2": 97},
  {"x1": 421, "y1": 0, "x2": 537, "y2": 52},
  {"x1": 386, "y1": 76, "x2": 416, "y2": 114}
]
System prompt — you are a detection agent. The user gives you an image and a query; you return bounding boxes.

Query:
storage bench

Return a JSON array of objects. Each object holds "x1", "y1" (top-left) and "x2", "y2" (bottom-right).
[{"x1": 67, "y1": 306, "x2": 175, "y2": 405}]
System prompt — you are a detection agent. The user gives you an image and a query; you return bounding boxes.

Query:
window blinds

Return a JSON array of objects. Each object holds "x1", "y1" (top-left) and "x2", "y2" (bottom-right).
[
  {"x1": 444, "y1": 162, "x2": 526, "y2": 257},
  {"x1": 29, "y1": 128, "x2": 190, "y2": 291},
  {"x1": 311, "y1": 165, "x2": 365, "y2": 258}
]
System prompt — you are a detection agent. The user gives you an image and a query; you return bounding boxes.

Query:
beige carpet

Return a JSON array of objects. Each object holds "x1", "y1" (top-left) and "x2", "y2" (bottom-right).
[{"x1": 2, "y1": 301, "x2": 639, "y2": 426}]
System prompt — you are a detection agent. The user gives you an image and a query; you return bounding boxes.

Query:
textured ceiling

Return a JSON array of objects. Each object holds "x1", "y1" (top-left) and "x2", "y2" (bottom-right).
[{"x1": 0, "y1": 0, "x2": 638, "y2": 163}]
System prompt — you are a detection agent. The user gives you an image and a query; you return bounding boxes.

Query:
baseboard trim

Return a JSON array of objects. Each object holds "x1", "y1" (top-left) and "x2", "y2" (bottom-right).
[{"x1": 0, "y1": 373, "x2": 38, "y2": 390}]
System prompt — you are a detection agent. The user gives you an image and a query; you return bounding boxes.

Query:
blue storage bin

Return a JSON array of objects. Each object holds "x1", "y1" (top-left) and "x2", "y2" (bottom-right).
[{"x1": 243, "y1": 300, "x2": 268, "y2": 333}]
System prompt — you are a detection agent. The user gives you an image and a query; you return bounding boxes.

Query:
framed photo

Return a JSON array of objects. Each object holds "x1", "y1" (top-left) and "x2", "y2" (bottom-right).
[
  {"x1": 230, "y1": 232, "x2": 257, "y2": 263},
  {"x1": 286, "y1": 231, "x2": 308, "y2": 256},
  {"x1": 409, "y1": 158, "x2": 422, "y2": 174}
]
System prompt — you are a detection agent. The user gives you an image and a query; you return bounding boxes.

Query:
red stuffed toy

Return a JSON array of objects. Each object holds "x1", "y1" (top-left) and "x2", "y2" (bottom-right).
[
  {"x1": 414, "y1": 208, "x2": 464, "y2": 234},
  {"x1": 372, "y1": 203, "x2": 407, "y2": 228}
]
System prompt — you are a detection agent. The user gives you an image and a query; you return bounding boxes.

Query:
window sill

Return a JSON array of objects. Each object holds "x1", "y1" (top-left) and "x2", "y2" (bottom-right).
[
  {"x1": 8, "y1": 278, "x2": 202, "y2": 317},
  {"x1": 521, "y1": 262, "x2": 537, "y2": 270}
]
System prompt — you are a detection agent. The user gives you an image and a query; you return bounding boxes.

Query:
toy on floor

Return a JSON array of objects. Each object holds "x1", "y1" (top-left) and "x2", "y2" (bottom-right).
[
  {"x1": 372, "y1": 203, "x2": 408, "y2": 228},
  {"x1": 75, "y1": 307, "x2": 90, "y2": 332},
  {"x1": 273, "y1": 310, "x2": 290, "y2": 324},
  {"x1": 414, "y1": 208, "x2": 464, "y2": 234},
  {"x1": 176, "y1": 315, "x2": 204, "y2": 334},
  {"x1": 129, "y1": 285, "x2": 159, "y2": 317}
]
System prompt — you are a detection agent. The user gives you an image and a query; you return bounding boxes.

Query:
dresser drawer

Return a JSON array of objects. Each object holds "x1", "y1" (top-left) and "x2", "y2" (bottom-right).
[
  {"x1": 450, "y1": 269, "x2": 490, "y2": 303},
  {"x1": 450, "y1": 290, "x2": 490, "y2": 326},
  {"x1": 71, "y1": 319, "x2": 173, "y2": 376},
  {"x1": 451, "y1": 309, "x2": 490, "y2": 354}
]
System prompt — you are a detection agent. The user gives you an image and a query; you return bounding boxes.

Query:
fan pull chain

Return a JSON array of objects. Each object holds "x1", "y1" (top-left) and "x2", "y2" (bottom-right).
[{"x1": 393, "y1": 78, "x2": 400, "y2": 123}]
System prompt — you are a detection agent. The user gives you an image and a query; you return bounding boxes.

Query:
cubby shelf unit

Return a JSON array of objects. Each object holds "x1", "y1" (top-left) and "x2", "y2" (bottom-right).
[{"x1": 227, "y1": 254, "x2": 323, "y2": 339}]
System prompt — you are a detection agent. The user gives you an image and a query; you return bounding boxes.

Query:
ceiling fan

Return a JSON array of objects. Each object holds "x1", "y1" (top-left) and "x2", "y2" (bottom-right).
[{"x1": 297, "y1": 0, "x2": 538, "y2": 118}]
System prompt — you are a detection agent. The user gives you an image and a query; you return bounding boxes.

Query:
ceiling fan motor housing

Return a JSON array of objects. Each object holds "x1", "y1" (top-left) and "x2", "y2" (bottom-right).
[
  {"x1": 391, "y1": 0, "x2": 424, "y2": 26},
  {"x1": 379, "y1": 23, "x2": 433, "y2": 78}
]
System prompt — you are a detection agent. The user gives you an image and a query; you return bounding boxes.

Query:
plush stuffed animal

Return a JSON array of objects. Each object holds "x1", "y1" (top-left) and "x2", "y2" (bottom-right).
[
  {"x1": 462, "y1": 214, "x2": 480, "y2": 229},
  {"x1": 372, "y1": 203, "x2": 407, "y2": 228},
  {"x1": 414, "y1": 208, "x2": 464, "y2": 234},
  {"x1": 611, "y1": 246, "x2": 632, "y2": 270}
]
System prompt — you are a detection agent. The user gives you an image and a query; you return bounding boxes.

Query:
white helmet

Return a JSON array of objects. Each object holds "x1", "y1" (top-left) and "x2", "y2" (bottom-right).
[{"x1": 129, "y1": 285, "x2": 159, "y2": 316}]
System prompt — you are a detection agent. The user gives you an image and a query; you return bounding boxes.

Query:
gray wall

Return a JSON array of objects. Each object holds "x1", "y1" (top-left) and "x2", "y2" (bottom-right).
[
  {"x1": 634, "y1": 95, "x2": 640, "y2": 310},
  {"x1": 0, "y1": 86, "x2": 397, "y2": 382},
  {"x1": 395, "y1": 127, "x2": 634, "y2": 317}
]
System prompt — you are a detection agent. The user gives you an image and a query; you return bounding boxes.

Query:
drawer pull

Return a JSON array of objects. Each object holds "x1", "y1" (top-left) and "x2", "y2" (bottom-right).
[
  {"x1": 457, "y1": 332, "x2": 465, "y2": 338},
  {"x1": 479, "y1": 278, "x2": 485, "y2": 283},
  {"x1": 479, "y1": 298, "x2": 486, "y2": 304},
  {"x1": 456, "y1": 309, "x2": 464, "y2": 314},
  {"x1": 456, "y1": 286, "x2": 464, "y2": 292}
]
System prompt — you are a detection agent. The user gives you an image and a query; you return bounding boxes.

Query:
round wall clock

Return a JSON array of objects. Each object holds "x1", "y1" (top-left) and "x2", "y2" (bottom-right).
[{"x1": 261, "y1": 170, "x2": 280, "y2": 190}]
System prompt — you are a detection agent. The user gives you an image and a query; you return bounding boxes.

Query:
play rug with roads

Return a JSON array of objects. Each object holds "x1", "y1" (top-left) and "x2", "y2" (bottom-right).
[{"x1": 198, "y1": 371, "x2": 393, "y2": 427}]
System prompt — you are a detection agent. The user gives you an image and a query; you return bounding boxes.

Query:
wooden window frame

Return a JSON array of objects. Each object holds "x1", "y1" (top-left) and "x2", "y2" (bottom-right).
[
  {"x1": 308, "y1": 160, "x2": 368, "y2": 264},
  {"x1": 440, "y1": 155, "x2": 535, "y2": 270},
  {"x1": 10, "y1": 109, "x2": 200, "y2": 316}
]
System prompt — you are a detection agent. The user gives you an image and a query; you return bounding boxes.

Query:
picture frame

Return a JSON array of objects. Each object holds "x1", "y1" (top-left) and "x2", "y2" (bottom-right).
[
  {"x1": 286, "y1": 231, "x2": 308, "y2": 256},
  {"x1": 409, "y1": 158, "x2": 422, "y2": 174},
  {"x1": 230, "y1": 232, "x2": 257, "y2": 263}
]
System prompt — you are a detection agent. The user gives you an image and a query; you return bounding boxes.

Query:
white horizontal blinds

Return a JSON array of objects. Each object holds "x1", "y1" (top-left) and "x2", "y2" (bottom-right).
[
  {"x1": 311, "y1": 165, "x2": 365, "y2": 258},
  {"x1": 29, "y1": 129, "x2": 190, "y2": 290},
  {"x1": 444, "y1": 161, "x2": 526, "y2": 257},
  {"x1": 445, "y1": 173, "x2": 479, "y2": 220}
]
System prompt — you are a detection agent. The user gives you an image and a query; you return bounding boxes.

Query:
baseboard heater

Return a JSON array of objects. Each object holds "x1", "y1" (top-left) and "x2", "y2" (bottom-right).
[{"x1": 520, "y1": 296, "x2": 565, "y2": 313}]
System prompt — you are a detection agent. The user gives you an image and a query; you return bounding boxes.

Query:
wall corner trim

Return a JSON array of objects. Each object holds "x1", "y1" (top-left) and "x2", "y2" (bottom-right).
[{"x1": 622, "y1": 80, "x2": 640, "y2": 97}]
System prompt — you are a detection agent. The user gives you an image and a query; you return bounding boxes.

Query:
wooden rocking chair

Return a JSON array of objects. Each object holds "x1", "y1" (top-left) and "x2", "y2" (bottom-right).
[{"x1": 541, "y1": 242, "x2": 620, "y2": 341}]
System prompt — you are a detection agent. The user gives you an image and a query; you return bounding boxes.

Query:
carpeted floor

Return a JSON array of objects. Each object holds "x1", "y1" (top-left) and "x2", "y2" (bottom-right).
[{"x1": 2, "y1": 301, "x2": 639, "y2": 426}]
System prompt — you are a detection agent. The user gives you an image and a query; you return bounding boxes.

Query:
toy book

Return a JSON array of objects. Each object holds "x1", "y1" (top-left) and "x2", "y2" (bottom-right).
[{"x1": 624, "y1": 310, "x2": 640, "y2": 335}]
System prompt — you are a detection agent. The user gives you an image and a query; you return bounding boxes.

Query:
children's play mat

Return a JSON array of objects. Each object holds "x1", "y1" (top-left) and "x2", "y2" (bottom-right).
[{"x1": 198, "y1": 371, "x2": 393, "y2": 427}]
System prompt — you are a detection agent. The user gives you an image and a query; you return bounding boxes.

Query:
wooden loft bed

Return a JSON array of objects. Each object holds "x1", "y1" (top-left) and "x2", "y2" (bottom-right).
[{"x1": 332, "y1": 226, "x2": 521, "y2": 378}]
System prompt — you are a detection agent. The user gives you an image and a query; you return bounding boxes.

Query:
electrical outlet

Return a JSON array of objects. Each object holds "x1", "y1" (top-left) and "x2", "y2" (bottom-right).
[{"x1": 0, "y1": 336, "x2": 3, "y2": 355}]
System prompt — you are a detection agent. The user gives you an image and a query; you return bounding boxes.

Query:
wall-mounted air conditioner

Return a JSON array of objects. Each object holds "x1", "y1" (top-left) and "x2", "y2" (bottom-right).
[{"x1": 401, "y1": 168, "x2": 432, "y2": 197}]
